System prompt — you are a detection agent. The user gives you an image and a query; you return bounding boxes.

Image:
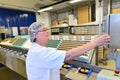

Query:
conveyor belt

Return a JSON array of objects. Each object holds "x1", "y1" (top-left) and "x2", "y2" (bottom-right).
[
  {"x1": 9, "y1": 38, "x2": 18, "y2": 44},
  {"x1": 46, "y1": 40, "x2": 63, "y2": 49},
  {"x1": 0, "y1": 39, "x2": 106, "y2": 80},
  {"x1": 59, "y1": 40, "x2": 89, "y2": 50},
  {"x1": 58, "y1": 40, "x2": 96, "y2": 64},
  {"x1": 65, "y1": 60, "x2": 112, "y2": 73},
  {"x1": 1, "y1": 38, "x2": 9, "y2": 42},
  {"x1": 0, "y1": 44, "x2": 27, "y2": 78},
  {"x1": 13, "y1": 38, "x2": 27, "y2": 47},
  {"x1": 0, "y1": 38, "x2": 18, "y2": 46}
]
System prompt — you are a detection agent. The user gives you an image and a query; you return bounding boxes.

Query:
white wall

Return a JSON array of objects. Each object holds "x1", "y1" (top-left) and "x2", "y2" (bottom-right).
[
  {"x1": 95, "y1": 0, "x2": 103, "y2": 24},
  {"x1": 95, "y1": 0, "x2": 103, "y2": 35},
  {"x1": 36, "y1": 12, "x2": 51, "y2": 29},
  {"x1": 36, "y1": 12, "x2": 51, "y2": 36}
]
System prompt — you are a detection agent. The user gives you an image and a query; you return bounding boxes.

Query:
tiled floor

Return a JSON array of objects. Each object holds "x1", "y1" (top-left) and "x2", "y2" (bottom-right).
[
  {"x1": 98, "y1": 59, "x2": 116, "y2": 70},
  {"x1": 0, "y1": 67, "x2": 27, "y2": 80}
]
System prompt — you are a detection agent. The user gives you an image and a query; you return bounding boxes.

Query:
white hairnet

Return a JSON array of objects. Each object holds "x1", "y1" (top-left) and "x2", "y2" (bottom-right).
[{"x1": 28, "y1": 22, "x2": 44, "y2": 42}]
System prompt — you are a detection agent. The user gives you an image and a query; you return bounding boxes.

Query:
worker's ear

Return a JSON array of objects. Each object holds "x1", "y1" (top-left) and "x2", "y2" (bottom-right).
[{"x1": 33, "y1": 38, "x2": 36, "y2": 42}]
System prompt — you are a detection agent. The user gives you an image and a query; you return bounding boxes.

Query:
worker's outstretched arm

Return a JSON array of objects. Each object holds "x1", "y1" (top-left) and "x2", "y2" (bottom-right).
[{"x1": 64, "y1": 34, "x2": 111, "y2": 62}]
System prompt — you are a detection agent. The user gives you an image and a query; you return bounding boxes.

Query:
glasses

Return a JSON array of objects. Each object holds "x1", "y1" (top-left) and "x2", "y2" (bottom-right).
[{"x1": 37, "y1": 28, "x2": 49, "y2": 32}]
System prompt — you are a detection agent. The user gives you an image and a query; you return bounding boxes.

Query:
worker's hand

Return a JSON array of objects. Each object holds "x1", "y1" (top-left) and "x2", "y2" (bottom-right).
[{"x1": 94, "y1": 34, "x2": 111, "y2": 46}]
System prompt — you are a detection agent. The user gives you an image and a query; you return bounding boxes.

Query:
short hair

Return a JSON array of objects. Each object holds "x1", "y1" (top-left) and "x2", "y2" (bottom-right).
[{"x1": 28, "y1": 22, "x2": 44, "y2": 42}]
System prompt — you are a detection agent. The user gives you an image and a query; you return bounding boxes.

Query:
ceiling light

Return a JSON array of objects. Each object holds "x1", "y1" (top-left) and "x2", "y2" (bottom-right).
[
  {"x1": 69, "y1": 0, "x2": 82, "y2": 3},
  {"x1": 38, "y1": 7, "x2": 53, "y2": 12}
]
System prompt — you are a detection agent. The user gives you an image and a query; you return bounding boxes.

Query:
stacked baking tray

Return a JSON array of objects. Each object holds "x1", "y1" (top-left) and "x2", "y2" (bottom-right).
[{"x1": 58, "y1": 40, "x2": 95, "y2": 64}]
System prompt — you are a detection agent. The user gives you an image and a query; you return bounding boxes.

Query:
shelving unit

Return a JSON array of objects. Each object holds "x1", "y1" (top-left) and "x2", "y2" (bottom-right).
[
  {"x1": 51, "y1": 26, "x2": 69, "y2": 35},
  {"x1": 51, "y1": 23, "x2": 99, "y2": 35},
  {"x1": 73, "y1": 24, "x2": 99, "y2": 35}
]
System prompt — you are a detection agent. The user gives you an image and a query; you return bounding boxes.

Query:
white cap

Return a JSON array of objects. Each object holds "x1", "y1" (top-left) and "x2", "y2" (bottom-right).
[{"x1": 28, "y1": 22, "x2": 44, "y2": 42}]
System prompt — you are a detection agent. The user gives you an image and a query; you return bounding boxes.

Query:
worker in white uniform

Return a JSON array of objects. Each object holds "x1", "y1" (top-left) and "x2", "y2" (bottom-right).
[{"x1": 26, "y1": 22, "x2": 111, "y2": 80}]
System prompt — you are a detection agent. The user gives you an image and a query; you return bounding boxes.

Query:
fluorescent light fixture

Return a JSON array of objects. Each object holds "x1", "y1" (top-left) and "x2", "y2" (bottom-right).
[
  {"x1": 38, "y1": 7, "x2": 53, "y2": 12},
  {"x1": 70, "y1": 0, "x2": 82, "y2": 3}
]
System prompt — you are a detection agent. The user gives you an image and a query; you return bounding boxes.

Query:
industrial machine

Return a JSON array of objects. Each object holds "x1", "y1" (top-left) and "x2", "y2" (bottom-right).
[
  {"x1": 0, "y1": 37, "x2": 27, "y2": 78},
  {"x1": 1, "y1": 14, "x2": 120, "y2": 80},
  {"x1": 105, "y1": 14, "x2": 120, "y2": 71},
  {"x1": 0, "y1": 35, "x2": 99, "y2": 80}
]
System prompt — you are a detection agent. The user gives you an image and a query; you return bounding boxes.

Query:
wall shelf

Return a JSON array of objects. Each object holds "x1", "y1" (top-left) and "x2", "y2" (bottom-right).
[{"x1": 51, "y1": 23, "x2": 99, "y2": 35}]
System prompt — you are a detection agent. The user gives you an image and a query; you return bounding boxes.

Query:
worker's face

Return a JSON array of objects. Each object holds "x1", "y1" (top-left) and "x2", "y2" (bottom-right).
[{"x1": 35, "y1": 25, "x2": 49, "y2": 42}]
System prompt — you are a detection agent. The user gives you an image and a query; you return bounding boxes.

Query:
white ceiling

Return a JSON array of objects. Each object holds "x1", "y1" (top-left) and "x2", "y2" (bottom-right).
[
  {"x1": 0, "y1": 0, "x2": 63, "y2": 12},
  {"x1": 0, "y1": 0, "x2": 94, "y2": 12}
]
